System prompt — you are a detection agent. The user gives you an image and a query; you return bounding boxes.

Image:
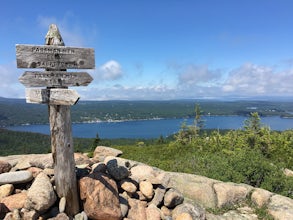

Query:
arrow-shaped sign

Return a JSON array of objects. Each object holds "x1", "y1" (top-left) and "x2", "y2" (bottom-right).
[
  {"x1": 16, "y1": 44, "x2": 95, "y2": 69},
  {"x1": 19, "y1": 71, "x2": 93, "y2": 87},
  {"x1": 25, "y1": 88, "x2": 80, "y2": 105}
]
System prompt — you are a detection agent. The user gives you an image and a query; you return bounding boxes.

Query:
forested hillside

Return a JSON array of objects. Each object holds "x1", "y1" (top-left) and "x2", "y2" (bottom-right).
[
  {"x1": 0, "y1": 113, "x2": 292, "y2": 199},
  {"x1": 0, "y1": 129, "x2": 93, "y2": 155},
  {"x1": 115, "y1": 113, "x2": 293, "y2": 199},
  {"x1": 1, "y1": 97, "x2": 293, "y2": 126}
]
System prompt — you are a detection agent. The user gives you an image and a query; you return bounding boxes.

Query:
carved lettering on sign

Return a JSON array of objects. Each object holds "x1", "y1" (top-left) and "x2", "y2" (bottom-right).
[
  {"x1": 30, "y1": 61, "x2": 79, "y2": 69},
  {"x1": 31, "y1": 46, "x2": 75, "y2": 54},
  {"x1": 19, "y1": 71, "x2": 93, "y2": 87},
  {"x1": 16, "y1": 44, "x2": 95, "y2": 69}
]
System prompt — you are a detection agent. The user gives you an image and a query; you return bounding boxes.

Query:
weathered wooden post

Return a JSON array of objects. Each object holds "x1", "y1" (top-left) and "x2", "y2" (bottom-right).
[
  {"x1": 45, "y1": 24, "x2": 80, "y2": 216},
  {"x1": 16, "y1": 24, "x2": 95, "y2": 216}
]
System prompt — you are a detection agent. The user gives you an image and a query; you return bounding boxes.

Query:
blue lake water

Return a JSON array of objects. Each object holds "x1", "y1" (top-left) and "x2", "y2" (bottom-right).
[{"x1": 6, "y1": 116, "x2": 293, "y2": 139}]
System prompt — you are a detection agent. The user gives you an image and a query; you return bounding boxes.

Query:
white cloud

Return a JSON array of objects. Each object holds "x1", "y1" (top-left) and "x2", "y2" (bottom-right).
[
  {"x1": 0, "y1": 62, "x2": 24, "y2": 98},
  {"x1": 76, "y1": 83, "x2": 177, "y2": 100},
  {"x1": 3, "y1": 57, "x2": 293, "y2": 100},
  {"x1": 173, "y1": 63, "x2": 222, "y2": 86},
  {"x1": 97, "y1": 60, "x2": 123, "y2": 81},
  {"x1": 222, "y1": 63, "x2": 293, "y2": 97},
  {"x1": 76, "y1": 62, "x2": 293, "y2": 100}
]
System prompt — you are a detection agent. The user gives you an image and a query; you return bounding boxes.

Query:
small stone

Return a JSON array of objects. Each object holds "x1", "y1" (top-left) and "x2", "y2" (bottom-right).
[
  {"x1": 29, "y1": 154, "x2": 53, "y2": 169},
  {"x1": 79, "y1": 172, "x2": 122, "y2": 220},
  {"x1": 161, "y1": 206, "x2": 172, "y2": 218},
  {"x1": 120, "y1": 178, "x2": 137, "y2": 194},
  {"x1": 14, "y1": 156, "x2": 32, "y2": 170},
  {"x1": 0, "y1": 184, "x2": 14, "y2": 200},
  {"x1": 146, "y1": 204, "x2": 161, "y2": 220},
  {"x1": 127, "y1": 198, "x2": 147, "y2": 220},
  {"x1": 14, "y1": 189, "x2": 22, "y2": 194},
  {"x1": 74, "y1": 211, "x2": 88, "y2": 220},
  {"x1": 1, "y1": 191, "x2": 27, "y2": 211},
  {"x1": 106, "y1": 158, "x2": 129, "y2": 181},
  {"x1": 76, "y1": 167, "x2": 90, "y2": 179},
  {"x1": 283, "y1": 168, "x2": 293, "y2": 177},
  {"x1": 149, "y1": 172, "x2": 170, "y2": 186},
  {"x1": 150, "y1": 184, "x2": 166, "y2": 206},
  {"x1": 164, "y1": 188, "x2": 184, "y2": 208},
  {"x1": 24, "y1": 172, "x2": 57, "y2": 212},
  {"x1": 268, "y1": 194, "x2": 293, "y2": 220},
  {"x1": 59, "y1": 197, "x2": 66, "y2": 213},
  {"x1": 175, "y1": 212, "x2": 193, "y2": 220},
  {"x1": 172, "y1": 203, "x2": 205, "y2": 220},
  {"x1": 139, "y1": 180, "x2": 154, "y2": 200},
  {"x1": 0, "y1": 171, "x2": 33, "y2": 185},
  {"x1": 74, "y1": 153, "x2": 92, "y2": 166},
  {"x1": 130, "y1": 165, "x2": 155, "y2": 182},
  {"x1": 4, "y1": 209, "x2": 21, "y2": 220},
  {"x1": 43, "y1": 168, "x2": 55, "y2": 177},
  {"x1": 214, "y1": 182, "x2": 251, "y2": 208},
  {"x1": 91, "y1": 162, "x2": 107, "y2": 173},
  {"x1": 93, "y1": 146, "x2": 122, "y2": 162},
  {"x1": 251, "y1": 188, "x2": 272, "y2": 208},
  {"x1": 136, "y1": 191, "x2": 148, "y2": 201},
  {"x1": 0, "y1": 161, "x2": 12, "y2": 174}
]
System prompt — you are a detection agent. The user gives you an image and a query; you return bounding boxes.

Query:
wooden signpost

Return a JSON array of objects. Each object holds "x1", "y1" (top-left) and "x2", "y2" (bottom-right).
[
  {"x1": 16, "y1": 24, "x2": 94, "y2": 216},
  {"x1": 16, "y1": 44, "x2": 94, "y2": 69},
  {"x1": 25, "y1": 88, "x2": 80, "y2": 105},
  {"x1": 19, "y1": 71, "x2": 93, "y2": 87}
]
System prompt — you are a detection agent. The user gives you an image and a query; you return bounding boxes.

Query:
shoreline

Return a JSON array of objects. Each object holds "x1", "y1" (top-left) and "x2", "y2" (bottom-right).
[{"x1": 3, "y1": 114, "x2": 291, "y2": 128}]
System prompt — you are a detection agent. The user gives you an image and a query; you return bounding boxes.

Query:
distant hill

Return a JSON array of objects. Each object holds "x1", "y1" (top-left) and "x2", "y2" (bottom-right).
[{"x1": 1, "y1": 97, "x2": 293, "y2": 126}]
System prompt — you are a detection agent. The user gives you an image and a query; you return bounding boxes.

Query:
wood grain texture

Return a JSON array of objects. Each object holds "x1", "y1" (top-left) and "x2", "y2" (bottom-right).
[
  {"x1": 25, "y1": 88, "x2": 80, "y2": 105},
  {"x1": 16, "y1": 44, "x2": 95, "y2": 69},
  {"x1": 45, "y1": 24, "x2": 80, "y2": 216},
  {"x1": 19, "y1": 71, "x2": 93, "y2": 87},
  {"x1": 49, "y1": 104, "x2": 79, "y2": 216}
]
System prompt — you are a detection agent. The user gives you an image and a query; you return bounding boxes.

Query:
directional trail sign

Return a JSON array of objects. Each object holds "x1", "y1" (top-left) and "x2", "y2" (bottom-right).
[
  {"x1": 16, "y1": 44, "x2": 95, "y2": 69},
  {"x1": 25, "y1": 88, "x2": 80, "y2": 105},
  {"x1": 16, "y1": 24, "x2": 95, "y2": 216},
  {"x1": 19, "y1": 71, "x2": 93, "y2": 87}
]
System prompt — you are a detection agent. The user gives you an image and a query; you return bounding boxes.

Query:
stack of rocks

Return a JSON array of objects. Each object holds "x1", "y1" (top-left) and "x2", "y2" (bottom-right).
[
  {"x1": 78, "y1": 155, "x2": 205, "y2": 220},
  {"x1": 0, "y1": 148, "x2": 204, "y2": 220},
  {"x1": 0, "y1": 146, "x2": 292, "y2": 220}
]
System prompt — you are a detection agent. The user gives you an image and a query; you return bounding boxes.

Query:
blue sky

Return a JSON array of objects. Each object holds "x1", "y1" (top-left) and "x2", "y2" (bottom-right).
[{"x1": 1, "y1": 0, "x2": 293, "y2": 100}]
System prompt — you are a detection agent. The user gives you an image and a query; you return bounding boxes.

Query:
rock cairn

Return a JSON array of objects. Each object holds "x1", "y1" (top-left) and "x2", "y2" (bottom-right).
[{"x1": 0, "y1": 146, "x2": 292, "y2": 220}]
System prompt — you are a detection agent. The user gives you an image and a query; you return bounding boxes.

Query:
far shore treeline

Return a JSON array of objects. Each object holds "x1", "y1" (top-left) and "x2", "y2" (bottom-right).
[{"x1": 1, "y1": 97, "x2": 293, "y2": 127}]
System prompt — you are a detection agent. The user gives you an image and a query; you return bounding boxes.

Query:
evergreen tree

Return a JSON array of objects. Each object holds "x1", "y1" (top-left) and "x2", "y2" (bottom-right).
[
  {"x1": 244, "y1": 112, "x2": 261, "y2": 134},
  {"x1": 194, "y1": 104, "x2": 205, "y2": 132},
  {"x1": 91, "y1": 132, "x2": 101, "y2": 151},
  {"x1": 94, "y1": 132, "x2": 101, "y2": 146}
]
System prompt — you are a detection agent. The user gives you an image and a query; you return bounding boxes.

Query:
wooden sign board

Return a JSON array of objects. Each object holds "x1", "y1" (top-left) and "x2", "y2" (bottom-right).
[
  {"x1": 25, "y1": 88, "x2": 80, "y2": 105},
  {"x1": 19, "y1": 71, "x2": 93, "y2": 87},
  {"x1": 16, "y1": 44, "x2": 95, "y2": 69}
]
